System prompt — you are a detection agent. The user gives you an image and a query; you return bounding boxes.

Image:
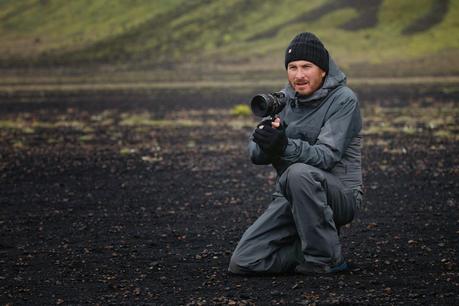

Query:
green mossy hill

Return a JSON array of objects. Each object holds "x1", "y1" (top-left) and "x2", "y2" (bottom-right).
[{"x1": 0, "y1": 0, "x2": 458, "y2": 76}]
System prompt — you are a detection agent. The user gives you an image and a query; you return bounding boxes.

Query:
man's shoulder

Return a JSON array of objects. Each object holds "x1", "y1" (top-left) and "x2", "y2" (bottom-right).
[
  {"x1": 331, "y1": 85, "x2": 358, "y2": 102},
  {"x1": 326, "y1": 86, "x2": 359, "y2": 113}
]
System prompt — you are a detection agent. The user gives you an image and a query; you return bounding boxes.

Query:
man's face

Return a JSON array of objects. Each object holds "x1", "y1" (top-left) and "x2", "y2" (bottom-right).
[{"x1": 287, "y1": 60, "x2": 326, "y2": 96}]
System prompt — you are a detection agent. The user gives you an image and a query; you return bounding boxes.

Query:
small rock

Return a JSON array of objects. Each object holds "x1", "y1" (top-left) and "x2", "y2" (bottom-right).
[{"x1": 367, "y1": 223, "x2": 378, "y2": 229}]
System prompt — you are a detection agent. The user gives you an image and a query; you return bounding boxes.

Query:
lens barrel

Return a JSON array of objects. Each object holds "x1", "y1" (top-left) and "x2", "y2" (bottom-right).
[
  {"x1": 250, "y1": 92, "x2": 287, "y2": 117},
  {"x1": 251, "y1": 94, "x2": 273, "y2": 117}
]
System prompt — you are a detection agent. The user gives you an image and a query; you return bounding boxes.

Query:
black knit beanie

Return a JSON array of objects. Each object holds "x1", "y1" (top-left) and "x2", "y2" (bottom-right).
[{"x1": 285, "y1": 32, "x2": 329, "y2": 73}]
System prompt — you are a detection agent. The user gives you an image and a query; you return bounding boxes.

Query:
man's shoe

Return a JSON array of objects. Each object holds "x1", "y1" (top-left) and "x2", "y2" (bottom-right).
[
  {"x1": 328, "y1": 261, "x2": 351, "y2": 273},
  {"x1": 295, "y1": 261, "x2": 351, "y2": 275}
]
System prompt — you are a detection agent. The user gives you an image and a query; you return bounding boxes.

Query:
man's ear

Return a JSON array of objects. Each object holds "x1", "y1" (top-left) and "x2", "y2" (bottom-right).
[{"x1": 321, "y1": 71, "x2": 326, "y2": 78}]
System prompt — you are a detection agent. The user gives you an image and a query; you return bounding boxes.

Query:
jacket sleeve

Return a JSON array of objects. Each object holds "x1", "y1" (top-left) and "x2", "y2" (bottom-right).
[{"x1": 279, "y1": 96, "x2": 361, "y2": 170}]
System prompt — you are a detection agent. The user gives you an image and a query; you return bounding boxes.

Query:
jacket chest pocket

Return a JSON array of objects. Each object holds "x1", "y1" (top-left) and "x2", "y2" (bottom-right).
[{"x1": 286, "y1": 125, "x2": 321, "y2": 145}]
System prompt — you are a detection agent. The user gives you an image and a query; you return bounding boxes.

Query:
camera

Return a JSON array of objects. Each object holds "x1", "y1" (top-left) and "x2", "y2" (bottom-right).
[{"x1": 250, "y1": 91, "x2": 288, "y2": 117}]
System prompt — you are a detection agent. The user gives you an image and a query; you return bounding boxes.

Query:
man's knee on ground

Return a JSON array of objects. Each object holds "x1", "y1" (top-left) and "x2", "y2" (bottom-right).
[{"x1": 228, "y1": 252, "x2": 250, "y2": 274}]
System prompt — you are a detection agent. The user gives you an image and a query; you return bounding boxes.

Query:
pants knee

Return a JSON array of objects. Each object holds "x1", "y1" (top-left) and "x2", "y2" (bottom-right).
[
  {"x1": 228, "y1": 252, "x2": 249, "y2": 275},
  {"x1": 286, "y1": 163, "x2": 320, "y2": 180},
  {"x1": 281, "y1": 163, "x2": 322, "y2": 191}
]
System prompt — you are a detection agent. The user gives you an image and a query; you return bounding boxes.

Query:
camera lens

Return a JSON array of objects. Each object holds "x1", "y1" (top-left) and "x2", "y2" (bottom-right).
[
  {"x1": 250, "y1": 92, "x2": 286, "y2": 117},
  {"x1": 250, "y1": 94, "x2": 271, "y2": 117}
]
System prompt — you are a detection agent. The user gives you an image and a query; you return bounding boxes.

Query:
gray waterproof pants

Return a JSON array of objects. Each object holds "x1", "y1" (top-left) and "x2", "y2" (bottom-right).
[{"x1": 229, "y1": 163, "x2": 359, "y2": 274}]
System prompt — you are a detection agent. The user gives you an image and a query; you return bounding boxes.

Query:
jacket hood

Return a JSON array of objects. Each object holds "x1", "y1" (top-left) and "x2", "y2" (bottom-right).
[{"x1": 283, "y1": 57, "x2": 347, "y2": 103}]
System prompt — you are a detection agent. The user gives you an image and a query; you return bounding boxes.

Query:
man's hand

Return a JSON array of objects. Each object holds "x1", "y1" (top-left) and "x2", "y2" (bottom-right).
[{"x1": 253, "y1": 117, "x2": 288, "y2": 156}]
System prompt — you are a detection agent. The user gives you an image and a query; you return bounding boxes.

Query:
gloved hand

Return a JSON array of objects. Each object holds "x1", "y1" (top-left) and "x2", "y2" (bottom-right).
[{"x1": 253, "y1": 123, "x2": 288, "y2": 156}]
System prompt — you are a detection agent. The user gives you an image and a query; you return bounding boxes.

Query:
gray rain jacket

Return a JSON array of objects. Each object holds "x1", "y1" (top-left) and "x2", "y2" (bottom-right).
[{"x1": 249, "y1": 58, "x2": 363, "y2": 191}]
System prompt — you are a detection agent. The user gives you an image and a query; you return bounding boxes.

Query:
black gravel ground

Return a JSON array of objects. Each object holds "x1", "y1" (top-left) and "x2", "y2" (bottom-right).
[{"x1": 0, "y1": 87, "x2": 458, "y2": 305}]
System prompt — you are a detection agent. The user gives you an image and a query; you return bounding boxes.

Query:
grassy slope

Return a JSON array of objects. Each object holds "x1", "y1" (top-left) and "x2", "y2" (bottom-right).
[
  {"x1": 0, "y1": 0, "x2": 458, "y2": 77},
  {"x1": 0, "y1": 0, "x2": 182, "y2": 57}
]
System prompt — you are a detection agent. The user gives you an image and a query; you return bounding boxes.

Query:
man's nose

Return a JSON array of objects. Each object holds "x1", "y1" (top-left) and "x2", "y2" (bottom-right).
[{"x1": 295, "y1": 68, "x2": 306, "y2": 78}]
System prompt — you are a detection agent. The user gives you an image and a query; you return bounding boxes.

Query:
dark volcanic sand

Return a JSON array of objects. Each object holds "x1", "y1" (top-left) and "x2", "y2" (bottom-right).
[{"x1": 0, "y1": 87, "x2": 458, "y2": 305}]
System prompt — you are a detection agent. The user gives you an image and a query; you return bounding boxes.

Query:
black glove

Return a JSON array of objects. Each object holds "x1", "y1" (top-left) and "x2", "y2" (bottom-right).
[{"x1": 253, "y1": 123, "x2": 288, "y2": 156}]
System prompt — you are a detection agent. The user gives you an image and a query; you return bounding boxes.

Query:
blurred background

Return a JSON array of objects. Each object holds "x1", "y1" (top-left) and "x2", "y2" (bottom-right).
[{"x1": 0, "y1": 0, "x2": 458, "y2": 88}]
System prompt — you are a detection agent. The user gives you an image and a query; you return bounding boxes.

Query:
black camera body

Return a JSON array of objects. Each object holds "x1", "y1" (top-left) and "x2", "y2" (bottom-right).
[{"x1": 250, "y1": 91, "x2": 288, "y2": 118}]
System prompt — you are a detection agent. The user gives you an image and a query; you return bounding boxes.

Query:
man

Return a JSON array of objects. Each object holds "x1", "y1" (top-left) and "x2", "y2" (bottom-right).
[{"x1": 229, "y1": 32, "x2": 363, "y2": 275}]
